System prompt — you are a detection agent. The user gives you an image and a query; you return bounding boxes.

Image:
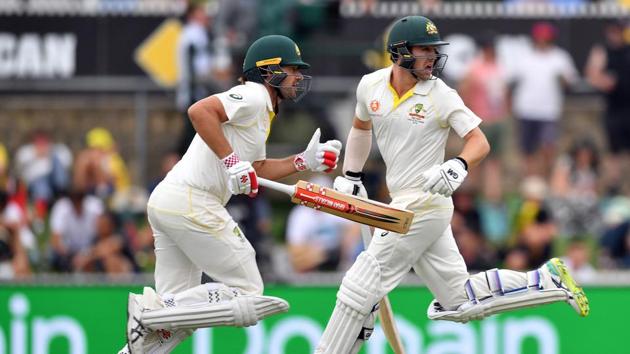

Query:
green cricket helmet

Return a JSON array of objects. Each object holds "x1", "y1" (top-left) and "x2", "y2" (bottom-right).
[
  {"x1": 386, "y1": 16, "x2": 449, "y2": 77},
  {"x1": 243, "y1": 35, "x2": 311, "y2": 102}
]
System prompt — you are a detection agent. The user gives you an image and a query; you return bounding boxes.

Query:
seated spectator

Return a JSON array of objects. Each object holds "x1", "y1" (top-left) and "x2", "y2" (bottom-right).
[
  {"x1": 549, "y1": 138, "x2": 602, "y2": 238},
  {"x1": 0, "y1": 189, "x2": 37, "y2": 264},
  {"x1": 0, "y1": 192, "x2": 31, "y2": 279},
  {"x1": 478, "y1": 177, "x2": 509, "y2": 245},
  {"x1": 73, "y1": 212, "x2": 135, "y2": 274},
  {"x1": 503, "y1": 246, "x2": 530, "y2": 271},
  {"x1": 49, "y1": 187, "x2": 104, "y2": 272},
  {"x1": 516, "y1": 208, "x2": 557, "y2": 268},
  {"x1": 510, "y1": 175, "x2": 549, "y2": 239},
  {"x1": 286, "y1": 176, "x2": 361, "y2": 273},
  {"x1": 561, "y1": 238, "x2": 596, "y2": 283},
  {"x1": 0, "y1": 142, "x2": 8, "y2": 189},
  {"x1": 227, "y1": 193, "x2": 277, "y2": 280},
  {"x1": 73, "y1": 127, "x2": 130, "y2": 200},
  {"x1": 14, "y1": 130, "x2": 72, "y2": 205},
  {"x1": 453, "y1": 225, "x2": 497, "y2": 272}
]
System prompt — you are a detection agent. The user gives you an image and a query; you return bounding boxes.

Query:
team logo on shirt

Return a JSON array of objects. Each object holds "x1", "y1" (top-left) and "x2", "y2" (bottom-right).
[
  {"x1": 233, "y1": 225, "x2": 246, "y2": 243},
  {"x1": 229, "y1": 93, "x2": 243, "y2": 100},
  {"x1": 407, "y1": 103, "x2": 425, "y2": 124},
  {"x1": 369, "y1": 100, "x2": 380, "y2": 112}
]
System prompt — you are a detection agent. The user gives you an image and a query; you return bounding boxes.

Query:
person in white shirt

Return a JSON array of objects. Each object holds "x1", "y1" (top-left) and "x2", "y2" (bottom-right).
[
  {"x1": 507, "y1": 21, "x2": 578, "y2": 175},
  {"x1": 315, "y1": 16, "x2": 589, "y2": 354},
  {"x1": 119, "y1": 35, "x2": 342, "y2": 354}
]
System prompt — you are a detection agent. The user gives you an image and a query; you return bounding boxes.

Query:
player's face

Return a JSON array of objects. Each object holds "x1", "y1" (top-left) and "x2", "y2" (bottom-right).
[
  {"x1": 410, "y1": 46, "x2": 439, "y2": 80},
  {"x1": 279, "y1": 66, "x2": 312, "y2": 102}
]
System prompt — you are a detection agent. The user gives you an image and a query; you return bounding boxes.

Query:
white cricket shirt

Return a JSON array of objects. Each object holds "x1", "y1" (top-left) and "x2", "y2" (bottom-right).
[
  {"x1": 165, "y1": 81, "x2": 274, "y2": 205},
  {"x1": 355, "y1": 66, "x2": 481, "y2": 194}
]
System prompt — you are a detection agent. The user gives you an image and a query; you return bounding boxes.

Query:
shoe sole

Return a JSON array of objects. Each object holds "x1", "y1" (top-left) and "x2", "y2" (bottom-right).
[{"x1": 549, "y1": 258, "x2": 590, "y2": 317}]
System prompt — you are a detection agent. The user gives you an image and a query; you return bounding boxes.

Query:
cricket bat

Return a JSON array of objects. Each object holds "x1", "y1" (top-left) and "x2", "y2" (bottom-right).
[
  {"x1": 361, "y1": 225, "x2": 406, "y2": 354},
  {"x1": 258, "y1": 178, "x2": 413, "y2": 234}
]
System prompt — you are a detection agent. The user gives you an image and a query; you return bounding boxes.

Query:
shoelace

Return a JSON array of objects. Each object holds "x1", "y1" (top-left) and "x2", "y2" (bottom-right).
[{"x1": 130, "y1": 317, "x2": 146, "y2": 343}]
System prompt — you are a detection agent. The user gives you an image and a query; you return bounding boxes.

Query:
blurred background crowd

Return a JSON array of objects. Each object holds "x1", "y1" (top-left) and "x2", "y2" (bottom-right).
[{"x1": 1, "y1": 0, "x2": 630, "y2": 285}]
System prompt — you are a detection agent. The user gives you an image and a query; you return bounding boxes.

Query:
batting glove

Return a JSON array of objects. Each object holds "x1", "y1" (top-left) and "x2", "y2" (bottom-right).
[
  {"x1": 294, "y1": 128, "x2": 342, "y2": 173},
  {"x1": 333, "y1": 172, "x2": 367, "y2": 198},
  {"x1": 222, "y1": 153, "x2": 258, "y2": 197},
  {"x1": 419, "y1": 158, "x2": 468, "y2": 197}
]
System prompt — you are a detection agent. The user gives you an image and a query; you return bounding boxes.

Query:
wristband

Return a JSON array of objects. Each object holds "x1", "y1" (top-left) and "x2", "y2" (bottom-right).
[
  {"x1": 222, "y1": 152, "x2": 240, "y2": 169},
  {"x1": 454, "y1": 157, "x2": 468, "y2": 171}
]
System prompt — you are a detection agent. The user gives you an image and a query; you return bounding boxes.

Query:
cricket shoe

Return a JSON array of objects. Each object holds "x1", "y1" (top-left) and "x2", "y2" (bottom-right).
[{"x1": 540, "y1": 258, "x2": 590, "y2": 317}]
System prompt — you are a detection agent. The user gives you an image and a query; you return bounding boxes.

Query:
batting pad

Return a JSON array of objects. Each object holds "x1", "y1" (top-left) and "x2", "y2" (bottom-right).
[
  {"x1": 141, "y1": 283, "x2": 289, "y2": 330},
  {"x1": 427, "y1": 269, "x2": 570, "y2": 323},
  {"x1": 316, "y1": 252, "x2": 382, "y2": 354}
]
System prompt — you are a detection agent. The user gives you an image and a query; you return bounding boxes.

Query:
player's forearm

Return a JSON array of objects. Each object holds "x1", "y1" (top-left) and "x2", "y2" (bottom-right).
[
  {"x1": 458, "y1": 128, "x2": 490, "y2": 169},
  {"x1": 253, "y1": 157, "x2": 298, "y2": 180},
  {"x1": 344, "y1": 118, "x2": 372, "y2": 174}
]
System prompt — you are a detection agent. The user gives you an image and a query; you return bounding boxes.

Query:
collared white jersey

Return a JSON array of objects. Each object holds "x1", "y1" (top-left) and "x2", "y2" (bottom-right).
[
  {"x1": 355, "y1": 66, "x2": 481, "y2": 194},
  {"x1": 165, "y1": 81, "x2": 274, "y2": 205}
]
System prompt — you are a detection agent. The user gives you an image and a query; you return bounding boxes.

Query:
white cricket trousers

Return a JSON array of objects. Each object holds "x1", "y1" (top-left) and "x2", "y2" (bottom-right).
[
  {"x1": 147, "y1": 181, "x2": 263, "y2": 296},
  {"x1": 367, "y1": 190, "x2": 470, "y2": 309}
]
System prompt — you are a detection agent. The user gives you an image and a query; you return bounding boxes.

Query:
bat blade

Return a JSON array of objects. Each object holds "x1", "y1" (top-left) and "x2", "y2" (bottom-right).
[{"x1": 291, "y1": 181, "x2": 413, "y2": 234}]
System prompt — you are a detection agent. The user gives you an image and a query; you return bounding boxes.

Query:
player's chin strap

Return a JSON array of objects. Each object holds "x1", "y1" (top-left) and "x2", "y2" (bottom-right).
[
  {"x1": 243, "y1": 65, "x2": 311, "y2": 102},
  {"x1": 427, "y1": 269, "x2": 570, "y2": 323}
]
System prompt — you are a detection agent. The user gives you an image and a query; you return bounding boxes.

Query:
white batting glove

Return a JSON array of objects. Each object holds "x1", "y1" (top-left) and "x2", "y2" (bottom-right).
[
  {"x1": 419, "y1": 158, "x2": 468, "y2": 197},
  {"x1": 222, "y1": 153, "x2": 258, "y2": 197},
  {"x1": 333, "y1": 173, "x2": 367, "y2": 198},
  {"x1": 294, "y1": 128, "x2": 342, "y2": 173}
]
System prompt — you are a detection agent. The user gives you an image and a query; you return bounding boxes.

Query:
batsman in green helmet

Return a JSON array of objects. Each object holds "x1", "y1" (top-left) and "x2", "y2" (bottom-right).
[
  {"x1": 120, "y1": 35, "x2": 342, "y2": 354},
  {"x1": 316, "y1": 16, "x2": 589, "y2": 354}
]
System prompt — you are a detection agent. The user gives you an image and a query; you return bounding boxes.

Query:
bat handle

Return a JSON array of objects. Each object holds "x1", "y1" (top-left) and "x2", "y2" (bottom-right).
[{"x1": 258, "y1": 178, "x2": 296, "y2": 196}]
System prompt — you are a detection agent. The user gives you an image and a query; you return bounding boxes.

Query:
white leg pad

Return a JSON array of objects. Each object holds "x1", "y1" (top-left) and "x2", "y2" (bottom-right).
[
  {"x1": 427, "y1": 269, "x2": 570, "y2": 323},
  {"x1": 316, "y1": 252, "x2": 382, "y2": 354},
  {"x1": 141, "y1": 283, "x2": 288, "y2": 330}
]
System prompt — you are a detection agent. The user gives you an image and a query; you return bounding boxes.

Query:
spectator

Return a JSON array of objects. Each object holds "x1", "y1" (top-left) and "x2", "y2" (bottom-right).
[
  {"x1": 599, "y1": 196, "x2": 630, "y2": 268},
  {"x1": 49, "y1": 187, "x2": 104, "y2": 272},
  {"x1": 549, "y1": 138, "x2": 602, "y2": 238},
  {"x1": 226, "y1": 193, "x2": 277, "y2": 280},
  {"x1": 0, "y1": 142, "x2": 8, "y2": 189},
  {"x1": 517, "y1": 208, "x2": 557, "y2": 268},
  {"x1": 507, "y1": 22, "x2": 578, "y2": 176},
  {"x1": 73, "y1": 127, "x2": 130, "y2": 200},
  {"x1": 561, "y1": 238, "x2": 596, "y2": 283},
  {"x1": 585, "y1": 20, "x2": 630, "y2": 193},
  {"x1": 147, "y1": 152, "x2": 180, "y2": 193},
  {"x1": 0, "y1": 191, "x2": 31, "y2": 279},
  {"x1": 14, "y1": 130, "x2": 72, "y2": 205},
  {"x1": 73, "y1": 212, "x2": 135, "y2": 274},
  {"x1": 478, "y1": 178, "x2": 509, "y2": 245},
  {"x1": 176, "y1": 3, "x2": 231, "y2": 155},
  {"x1": 453, "y1": 225, "x2": 497, "y2": 272},
  {"x1": 286, "y1": 176, "x2": 360, "y2": 272},
  {"x1": 503, "y1": 246, "x2": 530, "y2": 271},
  {"x1": 0, "y1": 189, "x2": 37, "y2": 265},
  {"x1": 459, "y1": 31, "x2": 509, "y2": 162}
]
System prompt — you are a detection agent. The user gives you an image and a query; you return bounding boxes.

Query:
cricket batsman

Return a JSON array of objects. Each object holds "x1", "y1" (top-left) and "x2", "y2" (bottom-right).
[
  {"x1": 315, "y1": 16, "x2": 590, "y2": 354},
  {"x1": 118, "y1": 34, "x2": 342, "y2": 353}
]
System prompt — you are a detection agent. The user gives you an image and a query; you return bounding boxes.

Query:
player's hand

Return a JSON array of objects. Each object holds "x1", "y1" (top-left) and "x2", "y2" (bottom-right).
[
  {"x1": 225, "y1": 160, "x2": 258, "y2": 197},
  {"x1": 419, "y1": 158, "x2": 467, "y2": 197},
  {"x1": 294, "y1": 128, "x2": 342, "y2": 173},
  {"x1": 334, "y1": 174, "x2": 367, "y2": 198}
]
